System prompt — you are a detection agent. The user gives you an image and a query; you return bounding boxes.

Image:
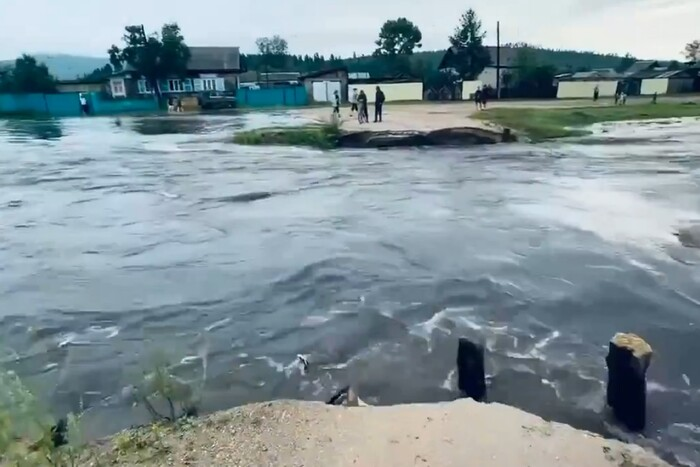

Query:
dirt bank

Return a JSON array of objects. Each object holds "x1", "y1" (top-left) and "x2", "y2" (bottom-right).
[{"x1": 84, "y1": 399, "x2": 669, "y2": 466}]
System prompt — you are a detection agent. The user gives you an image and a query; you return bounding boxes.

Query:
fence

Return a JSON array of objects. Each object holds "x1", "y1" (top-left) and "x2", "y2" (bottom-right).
[
  {"x1": 236, "y1": 86, "x2": 308, "y2": 108},
  {"x1": 0, "y1": 92, "x2": 159, "y2": 117}
]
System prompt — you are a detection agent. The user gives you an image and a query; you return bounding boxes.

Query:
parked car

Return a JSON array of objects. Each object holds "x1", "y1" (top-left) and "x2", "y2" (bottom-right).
[{"x1": 198, "y1": 91, "x2": 236, "y2": 110}]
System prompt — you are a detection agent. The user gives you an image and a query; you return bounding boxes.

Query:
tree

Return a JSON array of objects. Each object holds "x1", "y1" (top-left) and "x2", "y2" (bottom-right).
[
  {"x1": 448, "y1": 9, "x2": 491, "y2": 79},
  {"x1": 509, "y1": 47, "x2": 556, "y2": 98},
  {"x1": 374, "y1": 18, "x2": 423, "y2": 56},
  {"x1": 615, "y1": 53, "x2": 636, "y2": 73},
  {"x1": 82, "y1": 64, "x2": 114, "y2": 81},
  {"x1": 685, "y1": 40, "x2": 700, "y2": 62},
  {"x1": 108, "y1": 23, "x2": 190, "y2": 100},
  {"x1": 0, "y1": 55, "x2": 56, "y2": 93},
  {"x1": 255, "y1": 35, "x2": 289, "y2": 71}
]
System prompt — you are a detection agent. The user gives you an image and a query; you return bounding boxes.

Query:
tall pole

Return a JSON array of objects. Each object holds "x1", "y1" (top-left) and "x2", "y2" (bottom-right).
[{"x1": 496, "y1": 21, "x2": 501, "y2": 99}]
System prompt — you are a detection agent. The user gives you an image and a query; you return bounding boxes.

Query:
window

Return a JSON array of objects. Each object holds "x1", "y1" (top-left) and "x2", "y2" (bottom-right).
[
  {"x1": 203, "y1": 79, "x2": 216, "y2": 91},
  {"x1": 137, "y1": 80, "x2": 153, "y2": 94},
  {"x1": 111, "y1": 78, "x2": 126, "y2": 97},
  {"x1": 167, "y1": 79, "x2": 184, "y2": 92}
]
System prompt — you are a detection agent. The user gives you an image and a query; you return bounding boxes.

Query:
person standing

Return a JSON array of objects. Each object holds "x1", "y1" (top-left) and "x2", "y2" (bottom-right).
[
  {"x1": 374, "y1": 86, "x2": 385, "y2": 123},
  {"x1": 332, "y1": 90, "x2": 341, "y2": 117},
  {"x1": 358, "y1": 90, "x2": 368, "y2": 124},
  {"x1": 350, "y1": 88, "x2": 359, "y2": 117},
  {"x1": 593, "y1": 85, "x2": 600, "y2": 102},
  {"x1": 474, "y1": 88, "x2": 483, "y2": 110},
  {"x1": 79, "y1": 93, "x2": 90, "y2": 115}
]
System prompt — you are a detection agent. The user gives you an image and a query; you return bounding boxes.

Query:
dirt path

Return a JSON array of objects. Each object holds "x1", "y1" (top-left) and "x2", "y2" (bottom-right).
[
  {"x1": 299, "y1": 96, "x2": 700, "y2": 134},
  {"x1": 85, "y1": 400, "x2": 669, "y2": 466}
]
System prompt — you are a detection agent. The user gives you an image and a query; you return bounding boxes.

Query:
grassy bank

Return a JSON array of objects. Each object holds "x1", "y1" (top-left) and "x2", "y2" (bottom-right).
[
  {"x1": 233, "y1": 122, "x2": 341, "y2": 149},
  {"x1": 476, "y1": 102, "x2": 700, "y2": 141}
]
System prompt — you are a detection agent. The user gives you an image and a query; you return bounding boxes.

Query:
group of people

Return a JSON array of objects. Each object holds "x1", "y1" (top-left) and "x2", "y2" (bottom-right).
[
  {"x1": 593, "y1": 84, "x2": 628, "y2": 105},
  {"x1": 333, "y1": 86, "x2": 386, "y2": 124}
]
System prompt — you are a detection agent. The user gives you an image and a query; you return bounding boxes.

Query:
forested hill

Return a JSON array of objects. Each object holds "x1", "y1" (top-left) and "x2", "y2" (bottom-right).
[{"x1": 242, "y1": 46, "x2": 631, "y2": 77}]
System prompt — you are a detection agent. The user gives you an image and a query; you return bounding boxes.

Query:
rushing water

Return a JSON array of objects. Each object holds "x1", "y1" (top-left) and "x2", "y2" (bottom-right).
[{"x1": 1, "y1": 113, "x2": 700, "y2": 464}]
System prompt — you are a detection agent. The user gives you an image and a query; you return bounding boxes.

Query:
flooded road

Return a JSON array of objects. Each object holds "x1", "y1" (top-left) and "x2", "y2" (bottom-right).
[{"x1": 1, "y1": 113, "x2": 700, "y2": 464}]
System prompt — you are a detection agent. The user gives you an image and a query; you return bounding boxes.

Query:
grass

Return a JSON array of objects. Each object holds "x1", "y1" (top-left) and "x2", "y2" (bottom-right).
[
  {"x1": 233, "y1": 119, "x2": 342, "y2": 149},
  {"x1": 475, "y1": 102, "x2": 700, "y2": 142},
  {"x1": 1, "y1": 348, "x2": 202, "y2": 466}
]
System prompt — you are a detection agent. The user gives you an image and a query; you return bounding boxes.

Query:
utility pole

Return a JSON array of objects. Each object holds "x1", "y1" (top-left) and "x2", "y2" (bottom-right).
[
  {"x1": 139, "y1": 24, "x2": 147, "y2": 44},
  {"x1": 496, "y1": 21, "x2": 501, "y2": 100}
]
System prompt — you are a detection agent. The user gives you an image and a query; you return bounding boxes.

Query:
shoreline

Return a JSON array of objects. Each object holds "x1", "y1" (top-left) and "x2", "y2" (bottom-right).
[
  {"x1": 233, "y1": 99, "x2": 700, "y2": 149},
  {"x1": 81, "y1": 399, "x2": 670, "y2": 466}
]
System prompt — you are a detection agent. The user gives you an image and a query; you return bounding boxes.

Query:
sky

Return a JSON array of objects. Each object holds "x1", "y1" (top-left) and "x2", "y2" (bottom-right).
[{"x1": 1, "y1": 0, "x2": 698, "y2": 60}]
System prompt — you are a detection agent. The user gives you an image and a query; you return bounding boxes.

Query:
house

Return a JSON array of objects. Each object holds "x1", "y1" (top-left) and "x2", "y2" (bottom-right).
[
  {"x1": 555, "y1": 69, "x2": 623, "y2": 98},
  {"x1": 621, "y1": 61, "x2": 698, "y2": 96},
  {"x1": 56, "y1": 79, "x2": 106, "y2": 94},
  {"x1": 108, "y1": 46, "x2": 241, "y2": 99},
  {"x1": 299, "y1": 67, "x2": 348, "y2": 103}
]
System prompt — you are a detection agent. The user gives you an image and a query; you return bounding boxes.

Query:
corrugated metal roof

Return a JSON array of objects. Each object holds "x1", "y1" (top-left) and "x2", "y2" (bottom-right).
[{"x1": 187, "y1": 47, "x2": 240, "y2": 72}]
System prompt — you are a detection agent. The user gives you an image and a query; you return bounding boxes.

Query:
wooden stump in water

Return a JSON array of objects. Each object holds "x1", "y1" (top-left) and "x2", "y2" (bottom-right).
[
  {"x1": 457, "y1": 337, "x2": 486, "y2": 402},
  {"x1": 606, "y1": 333, "x2": 653, "y2": 432}
]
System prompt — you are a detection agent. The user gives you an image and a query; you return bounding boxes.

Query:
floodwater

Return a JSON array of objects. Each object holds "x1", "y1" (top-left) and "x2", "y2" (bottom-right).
[{"x1": 1, "y1": 113, "x2": 700, "y2": 464}]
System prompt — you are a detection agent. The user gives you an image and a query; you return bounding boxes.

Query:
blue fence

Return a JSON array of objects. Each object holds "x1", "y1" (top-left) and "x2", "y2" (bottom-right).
[
  {"x1": 0, "y1": 92, "x2": 159, "y2": 117},
  {"x1": 236, "y1": 86, "x2": 308, "y2": 108},
  {"x1": 88, "y1": 94, "x2": 159, "y2": 115}
]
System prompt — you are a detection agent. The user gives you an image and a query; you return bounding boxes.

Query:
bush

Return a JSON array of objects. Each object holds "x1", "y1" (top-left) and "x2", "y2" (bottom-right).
[
  {"x1": 0, "y1": 368, "x2": 84, "y2": 466},
  {"x1": 126, "y1": 352, "x2": 199, "y2": 423},
  {"x1": 233, "y1": 120, "x2": 342, "y2": 149}
]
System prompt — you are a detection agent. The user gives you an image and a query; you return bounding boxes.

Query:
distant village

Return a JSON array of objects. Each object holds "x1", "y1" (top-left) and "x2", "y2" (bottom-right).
[{"x1": 1, "y1": 12, "x2": 699, "y2": 117}]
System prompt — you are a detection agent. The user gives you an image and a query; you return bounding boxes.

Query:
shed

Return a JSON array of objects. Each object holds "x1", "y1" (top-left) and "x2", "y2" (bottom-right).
[
  {"x1": 639, "y1": 69, "x2": 698, "y2": 95},
  {"x1": 556, "y1": 70, "x2": 621, "y2": 99},
  {"x1": 348, "y1": 76, "x2": 423, "y2": 102},
  {"x1": 300, "y1": 67, "x2": 348, "y2": 103}
]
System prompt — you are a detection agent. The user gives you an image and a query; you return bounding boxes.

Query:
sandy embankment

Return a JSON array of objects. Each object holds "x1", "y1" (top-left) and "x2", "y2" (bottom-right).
[
  {"x1": 87, "y1": 399, "x2": 669, "y2": 466},
  {"x1": 300, "y1": 102, "x2": 496, "y2": 133}
]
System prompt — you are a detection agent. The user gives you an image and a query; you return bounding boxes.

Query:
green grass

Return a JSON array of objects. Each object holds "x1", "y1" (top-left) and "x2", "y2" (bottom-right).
[
  {"x1": 476, "y1": 102, "x2": 700, "y2": 142},
  {"x1": 233, "y1": 121, "x2": 342, "y2": 149}
]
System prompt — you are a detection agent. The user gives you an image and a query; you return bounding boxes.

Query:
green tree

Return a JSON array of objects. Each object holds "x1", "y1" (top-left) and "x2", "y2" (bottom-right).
[
  {"x1": 448, "y1": 9, "x2": 491, "y2": 79},
  {"x1": 615, "y1": 53, "x2": 636, "y2": 73},
  {"x1": 0, "y1": 55, "x2": 57, "y2": 93},
  {"x1": 685, "y1": 40, "x2": 700, "y2": 62},
  {"x1": 82, "y1": 64, "x2": 114, "y2": 81},
  {"x1": 256, "y1": 35, "x2": 289, "y2": 71},
  {"x1": 374, "y1": 18, "x2": 423, "y2": 56},
  {"x1": 108, "y1": 23, "x2": 190, "y2": 100},
  {"x1": 510, "y1": 48, "x2": 556, "y2": 98}
]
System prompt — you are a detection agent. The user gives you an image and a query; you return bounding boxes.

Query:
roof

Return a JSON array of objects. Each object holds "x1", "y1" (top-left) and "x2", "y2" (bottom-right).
[
  {"x1": 561, "y1": 69, "x2": 622, "y2": 81},
  {"x1": 300, "y1": 67, "x2": 348, "y2": 79},
  {"x1": 238, "y1": 70, "x2": 300, "y2": 83},
  {"x1": 111, "y1": 46, "x2": 240, "y2": 76},
  {"x1": 57, "y1": 78, "x2": 105, "y2": 85},
  {"x1": 439, "y1": 46, "x2": 519, "y2": 70},
  {"x1": 187, "y1": 46, "x2": 240, "y2": 72},
  {"x1": 622, "y1": 60, "x2": 673, "y2": 76}
]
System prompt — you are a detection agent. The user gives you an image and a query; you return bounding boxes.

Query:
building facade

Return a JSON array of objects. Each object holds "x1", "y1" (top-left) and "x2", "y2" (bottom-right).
[{"x1": 108, "y1": 46, "x2": 241, "y2": 99}]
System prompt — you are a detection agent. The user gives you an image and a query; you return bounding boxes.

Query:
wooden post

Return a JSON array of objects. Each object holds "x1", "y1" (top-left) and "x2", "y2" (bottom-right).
[
  {"x1": 606, "y1": 333, "x2": 652, "y2": 432},
  {"x1": 457, "y1": 337, "x2": 486, "y2": 401}
]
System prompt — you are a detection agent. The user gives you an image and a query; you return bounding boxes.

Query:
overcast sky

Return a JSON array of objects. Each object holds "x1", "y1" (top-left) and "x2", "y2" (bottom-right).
[{"x1": 1, "y1": 0, "x2": 697, "y2": 60}]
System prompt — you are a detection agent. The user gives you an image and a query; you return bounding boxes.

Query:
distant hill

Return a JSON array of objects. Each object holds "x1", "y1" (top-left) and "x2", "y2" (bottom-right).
[
  {"x1": 0, "y1": 54, "x2": 108, "y2": 80},
  {"x1": 343, "y1": 48, "x2": 631, "y2": 75}
]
